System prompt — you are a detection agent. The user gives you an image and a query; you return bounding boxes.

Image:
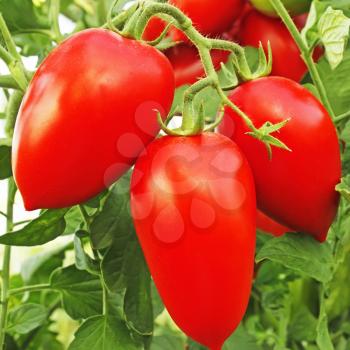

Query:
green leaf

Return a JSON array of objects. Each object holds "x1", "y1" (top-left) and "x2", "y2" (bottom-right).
[
  {"x1": 151, "y1": 334, "x2": 185, "y2": 350},
  {"x1": 0, "y1": 138, "x2": 12, "y2": 179},
  {"x1": 102, "y1": 236, "x2": 153, "y2": 335},
  {"x1": 90, "y1": 176, "x2": 132, "y2": 249},
  {"x1": 256, "y1": 234, "x2": 334, "y2": 283},
  {"x1": 289, "y1": 306, "x2": 317, "y2": 342},
  {"x1": 336, "y1": 176, "x2": 350, "y2": 202},
  {"x1": 0, "y1": 0, "x2": 50, "y2": 32},
  {"x1": 124, "y1": 242, "x2": 153, "y2": 335},
  {"x1": 69, "y1": 314, "x2": 141, "y2": 350},
  {"x1": 26, "y1": 325, "x2": 64, "y2": 350},
  {"x1": 151, "y1": 281, "x2": 164, "y2": 320},
  {"x1": 21, "y1": 244, "x2": 68, "y2": 285},
  {"x1": 0, "y1": 209, "x2": 68, "y2": 246},
  {"x1": 318, "y1": 7, "x2": 350, "y2": 69},
  {"x1": 7, "y1": 303, "x2": 47, "y2": 334},
  {"x1": 50, "y1": 265, "x2": 102, "y2": 320},
  {"x1": 317, "y1": 295, "x2": 334, "y2": 350},
  {"x1": 318, "y1": 48, "x2": 350, "y2": 115},
  {"x1": 223, "y1": 325, "x2": 262, "y2": 350},
  {"x1": 64, "y1": 206, "x2": 84, "y2": 235},
  {"x1": 74, "y1": 232, "x2": 100, "y2": 275}
]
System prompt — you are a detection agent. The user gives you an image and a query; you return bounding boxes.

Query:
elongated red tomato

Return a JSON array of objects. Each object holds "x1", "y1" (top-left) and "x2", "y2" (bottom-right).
[
  {"x1": 257, "y1": 210, "x2": 290, "y2": 237},
  {"x1": 12, "y1": 29, "x2": 174, "y2": 210},
  {"x1": 219, "y1": 77, "x2": 341, "y2": 242},
  {"x1": 143, "y1": 0, "x2": 244, "y2": 42},
  {"x1": 238, "y1": 10, "x2": 314, "y2": 81},
  {"x1": 131, "y1": 133, "x2": 256, "y2": 350},
  {"x1": 165, "y1": 44, "x2": 230, "y2": 87}
]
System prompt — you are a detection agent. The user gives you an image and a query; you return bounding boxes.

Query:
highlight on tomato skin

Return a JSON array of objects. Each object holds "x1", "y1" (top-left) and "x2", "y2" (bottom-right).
[
  {"x1": 165, "y1": 44, "x2": 230, "y2": 87},
  {"x1": 130, "y1": 132, "x2": 256, "y2": 349},
  {"x1": 12, "y1": 28, "x2": 175, "y2": 210},
  {"x1": 219, "y1": 76, "x2": 341, "y2": 242}
]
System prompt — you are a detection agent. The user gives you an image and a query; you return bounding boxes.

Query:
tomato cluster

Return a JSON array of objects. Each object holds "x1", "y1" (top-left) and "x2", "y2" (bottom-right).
[{"x1": 12, "y1": 1, "x2": 340, "y2": 349}]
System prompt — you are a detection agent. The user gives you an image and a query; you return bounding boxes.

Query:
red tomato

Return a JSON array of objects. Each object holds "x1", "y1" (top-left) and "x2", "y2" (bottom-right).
[
  {"x1": 257, "y1": 210, "x2": 290, "y2": 237},
  {"x1": 219, "y1": 77, "x2": 341, "y2": 242},
  {"x1": 131, "y1": 133, "x2": 256, "y2": 349},
  {"x1": 143, "y1": 0, "x2": 244, "y2": 42},
  {"x1": 238, "y1": 10, "x2": 316, "y2": 81},
  {"x1": 165, "y1": 44, "x2": 230, "y2": 87},
  {"x1": 13, "y1": 29, "x2": 175, "y2": 210},
  {"x1": 170, "y1": 0, "x2": 244, "y2": 41},
  {"x1": 142, "y1": 17, "x2": 166, "y2": 41}
]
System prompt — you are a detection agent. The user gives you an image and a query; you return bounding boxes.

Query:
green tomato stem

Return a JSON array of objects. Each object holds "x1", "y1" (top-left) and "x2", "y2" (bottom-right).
[
  {"x1": 9, "y1": 283, "x2": 52, "y2": 296},
  {"x1": 0, "y1": 15, "x2": 28, "y2": 91},
  {"x1": 0, "y1": 75, "x2": 20, "y2": 90},
  {"x1": 50, "y1": 0, "x2": 63, "y2": 42},
  {"x1": 97, "y1": 0, "x2": 108, "y2": 26},
  {"x1": 5, "y1": 91, "x2": 23, "y2": 138},
  {"x1": 268, "y1": 0, "x2": 335, "y2": 120},
  {"x1": 0, "y1": 179, "x2": 16, "y2": 350},
  {"x1": 334, "y1": 110, "x2": 350, "y2": 123},
  {"x1": 133, "y1": 1, "x2": 259, "y2": 136}
]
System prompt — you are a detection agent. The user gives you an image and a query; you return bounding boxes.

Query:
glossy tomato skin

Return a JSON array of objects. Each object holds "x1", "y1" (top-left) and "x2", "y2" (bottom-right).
[
  {"x1": 239, "y1": 10, "x2": 309, "y2": 81},
  {"x1": 170, "y1": 0, "x2": 244, "y2": 41},
  {"x1": 165, "y1": 44, "x2": 230, "y2": 87},
  {"x1": 250, "y1": 0, "x2": 310, "y2": 17},
  {"x1": 219, "y1": 77, "x2": 341, "y2": 242},
  {"x1": 131, "y1": 133, "x2": 256, "y2": 349},
  {"x1": 13, "y1": 29, "x2": 175, "y2": 210},
  {"x1": 257, "y1": 210, "x2": 290, "y2": 237},
  {"x1": 143, "y1": 0, "x2": 244, "y2": 42}
]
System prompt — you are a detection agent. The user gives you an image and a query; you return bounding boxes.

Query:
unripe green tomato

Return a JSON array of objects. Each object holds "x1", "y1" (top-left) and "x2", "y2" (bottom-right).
[{"x1": 250, "y1": 0, "x2": 310, "y2": 17}]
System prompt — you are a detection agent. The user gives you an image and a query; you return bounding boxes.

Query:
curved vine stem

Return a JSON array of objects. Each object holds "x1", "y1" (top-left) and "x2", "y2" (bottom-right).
[
  {"x1": 268, "y1": 0, "x2": 335, "y2": 120},
  {"x1": 0, "y1": 179, "x2": 16, "y2": 350},
  {"x1": 131, "y1": 1, "x2": 266, "y2": 137}
]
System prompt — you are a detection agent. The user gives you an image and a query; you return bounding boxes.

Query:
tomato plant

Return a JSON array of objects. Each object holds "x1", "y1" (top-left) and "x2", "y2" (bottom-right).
[
  {"x1": 219, "y1": 77, "x2": 341, "y2": 242},
  {"x1": 131, "y1": 133, "x2": 256, "y2": 350},
  {"x1": 0, "y1": 1, "x2": 349, "y2": 350},
  {"x1": 12, "y1": 29, "x2": 174, "y2": 210}
]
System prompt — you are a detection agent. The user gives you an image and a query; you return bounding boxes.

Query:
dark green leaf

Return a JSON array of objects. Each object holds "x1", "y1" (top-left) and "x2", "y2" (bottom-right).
[
  {"x1": 124, "y1": 242, "x2": 153, "y2": 335},
  {"x1": 318, "y1": 47, "x2": 350, "y2": 115},
  {"x1": 7, "y1": 304, "x2": 47, "y2": 334},
  {"x1": 256, "y1": 234, "x2": 334, "y2": 283},
  {"x1": 151, "y1": 281, "x2": 164, "y2": 320},
  {"x1": 50, "y1": 265, "x2": 102, "y2": 320},
  {"x1": 69, "y1": 314, "x2": 141, "y2": 350},
  {"x1": 223, "y1": 325, "x2": 262, "y2": 350},
  {"x1": 63, "y1": 206, "x2": 83, "y2": 235},
  {"x1": 90, "y1": 176, "x2": 132, "y2": 249},
  {"x1": 25, "y1": 325, "x2": 64, "y2": 350},
  {"x1": 0, "y1": 0, "x2": 49, "y2": 31},
  {"x1": 0, "y1": 209, "x2": 68, "y2": 246},
  {"x1": 21, "y1": 244, "x2": 68, "y2": 285},
  {"x1": 74, "y1": 232, "x2": 100, "y2": 275},
  {"x1": 0, "y1": 138, "x2": 12, "y2": 179},
  {"x1": 289, "y1": 307, "x2": 317, "y2": 342}
]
